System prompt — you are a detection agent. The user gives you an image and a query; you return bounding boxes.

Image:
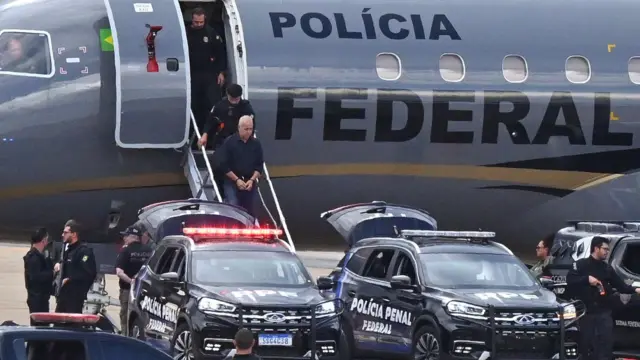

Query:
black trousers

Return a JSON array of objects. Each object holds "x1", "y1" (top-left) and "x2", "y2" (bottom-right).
[
  {"x1": 579, "y1": 311, "x2": 614, "y2": 360},
  {"x1": 190, "y1": 72, "x2": 222, "y2": 132},
  {"x1": 27, "y1": 296, "x2": 50, "y2": 325},
  {"x1": 55, "y1": 293, "x2": 85, "y2": 314}
]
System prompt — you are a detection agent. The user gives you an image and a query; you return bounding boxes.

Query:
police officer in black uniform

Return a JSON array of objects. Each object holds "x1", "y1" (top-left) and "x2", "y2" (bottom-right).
[
  {"x1": 187, "y1": 7, "x2": 226, "y2": 131},
  {"x1": 23, "y1": 227, "x2": 53, "y2": 323},
  {"x1": 115, "y1": 224, "x2": 153, "y2": 335},
  {"x1": 54, "y1": 220, "x2": 97, "y2": 313},
  {"x1": 567, "y1": 236, "x2": 640, "y2": 360},
  {"x1": 198, "y1": 84, "x2": 255, "y2": 199}
]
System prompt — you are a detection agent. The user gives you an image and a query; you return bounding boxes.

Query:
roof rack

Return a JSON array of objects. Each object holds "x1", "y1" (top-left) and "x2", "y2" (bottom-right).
[
  {"x1": 400, "y1": 230, "x2": 496, "y2": 244},
  {"x1": 566, "y1": 220, "x2": 640, "y2": 233}
]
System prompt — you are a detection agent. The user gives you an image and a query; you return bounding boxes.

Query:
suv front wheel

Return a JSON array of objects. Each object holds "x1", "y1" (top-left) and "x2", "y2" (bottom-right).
[
  {"x1": 413, "y1": 325, "x2": 441, "y2": 360},
  {"x1": 172, "y1": 323, "x2": 195, "y2": 360}
]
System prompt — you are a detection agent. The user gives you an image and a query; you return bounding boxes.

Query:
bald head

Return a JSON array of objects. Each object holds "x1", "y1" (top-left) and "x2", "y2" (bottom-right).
[{"x1": 238, "y1": 115, "x2": 254, "y2": 141}]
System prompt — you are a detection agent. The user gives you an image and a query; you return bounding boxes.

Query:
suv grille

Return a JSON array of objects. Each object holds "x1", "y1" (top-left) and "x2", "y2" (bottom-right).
[
  {"x1": 493, "y1": 310, "x2": 558, "y2": 329},
  {"x1": 239, "y1": 307, "x2": 312, "y2": 332}
]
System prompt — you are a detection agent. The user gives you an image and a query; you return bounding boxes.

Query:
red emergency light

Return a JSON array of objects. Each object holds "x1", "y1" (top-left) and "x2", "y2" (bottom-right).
[
  {"x1": 30, "y1": 313, "x2": 100, "y2": 325},
  {"x1": 183, "y1": 227, "x2": 283, "y2": 238}
]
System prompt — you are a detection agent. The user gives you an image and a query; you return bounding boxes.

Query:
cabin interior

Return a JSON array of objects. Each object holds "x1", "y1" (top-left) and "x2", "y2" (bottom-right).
[{"x1": 179, "y1": 0, "x2": 239, "y2": 85}]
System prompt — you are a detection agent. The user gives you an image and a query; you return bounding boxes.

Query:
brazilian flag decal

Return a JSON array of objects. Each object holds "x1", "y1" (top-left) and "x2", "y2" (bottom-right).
[{"x1": 100, "y1": 28, "x2": 114, "y2": 52}]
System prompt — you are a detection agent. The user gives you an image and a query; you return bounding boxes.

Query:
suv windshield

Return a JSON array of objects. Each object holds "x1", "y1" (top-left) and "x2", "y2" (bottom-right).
[
  {"x1": 192, "y1": 251, "x2": 313, "y2": 287},
  {"x1": 420, "y1": 253, "x2": 537, "y2": 289}
]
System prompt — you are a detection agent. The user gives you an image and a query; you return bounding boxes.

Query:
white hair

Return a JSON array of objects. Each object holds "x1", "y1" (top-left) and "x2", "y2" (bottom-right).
[{"x1": 239, "y1": 115, "x2": 253, "y2": 127}]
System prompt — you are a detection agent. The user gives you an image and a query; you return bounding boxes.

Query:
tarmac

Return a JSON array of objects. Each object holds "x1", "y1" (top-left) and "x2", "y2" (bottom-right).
[{"x1": 0, "y1": 242, "x2": 342, "y2": 326}]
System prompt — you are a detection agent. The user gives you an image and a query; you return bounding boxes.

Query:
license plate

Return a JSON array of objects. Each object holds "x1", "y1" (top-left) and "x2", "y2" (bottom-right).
[{"x1": 258, "y1": 334, "x2": 293, "y2": 346}]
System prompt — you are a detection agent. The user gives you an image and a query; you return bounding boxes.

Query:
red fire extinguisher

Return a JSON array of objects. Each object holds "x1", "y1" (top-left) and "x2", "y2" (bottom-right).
[{"x1": 145, "y1": 24, "x2": 163, "y2": 72}]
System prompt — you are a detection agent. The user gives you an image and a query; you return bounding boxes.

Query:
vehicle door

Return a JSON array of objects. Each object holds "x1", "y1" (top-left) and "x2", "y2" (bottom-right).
[
  {"x1": 608, "y1": 237, "x2": 640, "y2": 349},
  {"x1": 381, "y1": 250, "x2": 423, "y2": 357},
  {"x1": 159, "y1": 246, "x2": 188, "y2": 334},
  {"x1": 133, "y1": 243, "x2": 166, "y2": 325},
  {"x1": 337, "y1": 247, "x2": 373, "y2": 344},
  {"x1": 140, "y1": 245, "x2": 180, "y2": 341},
  {"x1": 346, "y1": 247, "x2": 397, "y2": 356},
  {"x1": 321, "y1": 202, "x2": 437, "y2": 248},
  {"x1": 103, "y1": 0, "x2": 190, "y2": 148}
]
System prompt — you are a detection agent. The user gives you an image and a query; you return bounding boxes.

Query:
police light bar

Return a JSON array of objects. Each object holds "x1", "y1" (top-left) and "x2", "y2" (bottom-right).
[
  {"x1": 183, "y1": 227, "x2": 283, "y2": 237},
  {"x1": 30, "y1": 313, "x2": 100, "y2": 325},
  {"x1": 400, "y1": 230, "x2": 496, "y2": 238}
]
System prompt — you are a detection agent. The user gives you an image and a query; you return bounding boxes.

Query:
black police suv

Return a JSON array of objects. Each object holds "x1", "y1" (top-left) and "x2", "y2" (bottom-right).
[
  {"x1": 542, "y1": 220, "x2": 640, "y2": 358},
  {"x1": 126, "y1": 200, "x2": 345, "y2": 360},
  {"x1": 322, "y1": 203, "x2": 580, "y2": 360}
]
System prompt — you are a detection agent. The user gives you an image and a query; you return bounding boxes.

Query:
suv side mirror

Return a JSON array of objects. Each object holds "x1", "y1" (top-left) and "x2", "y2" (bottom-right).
[
  {"x1": 160, "y1": 271, "x2": 180, "y2": 282},
  {"x1": 390, "y1": 275, "x2": 414, "y2": 290},
  {"x1": 317, "y1": 276, "x2": 334, "y2": 290}
]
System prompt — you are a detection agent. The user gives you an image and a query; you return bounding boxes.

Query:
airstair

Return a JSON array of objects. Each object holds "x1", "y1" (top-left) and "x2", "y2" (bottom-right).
[{"x1": 182, "y1": 111, "x2": 295, "y2": 251}]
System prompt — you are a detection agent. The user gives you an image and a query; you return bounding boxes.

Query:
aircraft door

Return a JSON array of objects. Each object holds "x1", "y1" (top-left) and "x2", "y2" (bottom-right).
[{"x1": 103, "y1": 0, "x2": 190, "y2": 148}]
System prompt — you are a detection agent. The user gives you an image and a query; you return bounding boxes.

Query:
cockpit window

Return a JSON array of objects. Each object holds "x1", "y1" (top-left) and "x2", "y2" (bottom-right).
[
  {"x1": 0, "y1": 30, "x2": 54, "y2": 77},
  {"x1": 192, "y1": 251, "x2": 312, "y2": 287},
  {"x1": 420, "y1": 253, "x2": 537, "y2": 289}
]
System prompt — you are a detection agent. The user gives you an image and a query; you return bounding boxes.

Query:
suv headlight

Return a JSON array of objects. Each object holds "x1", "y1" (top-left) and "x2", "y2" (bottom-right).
[
  {"x1": 560, "y1": 304, "x2": 576, "y2": 319},
  {"x1": 446, "y1": 301, "x2": 486, "y2": 317},
  {"x1": 198, "y1": 298, "x2": 236, "y2": 314},
  {"x1": 315, "y1": 301, "x2": 337, "y2": 318}
]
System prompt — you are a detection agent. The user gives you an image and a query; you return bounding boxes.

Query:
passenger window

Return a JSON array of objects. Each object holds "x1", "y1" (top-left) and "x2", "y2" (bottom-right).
[
  {"x1": 345, "y1": 248, "x2": 373, "y2": 275},
  {"x1": 147, "y1": 245, "x2": 165, "y2": 270},
  {"x1": 392, "y1": 252, "x2": 417, "y2": 285},
  {"x1": 362, "y1": 249, "x2": 395, "y2": 280},
  {"x1": 565, "y1": 56, "x2": 591, "y2": 84},
  {"x1": 0, "y1": 30, "x2": 53, "y2": 77},
  {"x1": 155, "y1": 247, "x2": 178, "y2": 274},
  {"x1": 21, "y1": 339, "x2": 87, "y2": 360},
  {"x1": 171, "y1": 249, "x2": 186, "y2": 280},
  {"x1": 439, "y1": 53, "x2": 465, "y2": 82}
]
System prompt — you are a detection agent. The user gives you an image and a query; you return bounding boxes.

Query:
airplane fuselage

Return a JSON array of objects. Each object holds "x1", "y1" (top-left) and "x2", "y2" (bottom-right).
[{"x1": 1, "y1": 0, "x2": 640, "y2": 255}]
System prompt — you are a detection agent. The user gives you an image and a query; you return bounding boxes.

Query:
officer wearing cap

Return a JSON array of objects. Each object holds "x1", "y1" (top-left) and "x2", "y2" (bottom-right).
[
  {"x1": 115, "y1": 224, "x2": 153, "y2": 335},
  {"x1": 199, "y1": 84, "x2": 255, "y2": 149},
  {"x1": 23, "y1": 227, "x2": 53, "y2": 322},
  {"x1": 198, "y1": 83, "x2": 255, "y2": 200},
  {"x1": 55, "y1": 219, "x2": 97, "y2": 313}
]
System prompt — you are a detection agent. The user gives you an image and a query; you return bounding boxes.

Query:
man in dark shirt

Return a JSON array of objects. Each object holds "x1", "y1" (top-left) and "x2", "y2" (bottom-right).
[
  {"x1": 231, "y1": 328, "x2": 261, "y2": 360},
  {"x1": 186, "y1": 7, "x2": 226, "y2": 130},
  {"x1": 55, "y1": 220, "x2": 98, "y2": 313},
  {"x1": 217, "y1": 116, "x2": 263, "y2": 216},
  {"x1": 24, "y1": 228, "x2": 53, "y2": 323},
  {"x1": 199, "y1": 84, "x2": 255, "y2": 149},
  {"x1": 115, "y1": 224, "x2": 153, "y2": 335},
  {"x1": 567, "y1": 236, "x2": 640, "y2": 360}
]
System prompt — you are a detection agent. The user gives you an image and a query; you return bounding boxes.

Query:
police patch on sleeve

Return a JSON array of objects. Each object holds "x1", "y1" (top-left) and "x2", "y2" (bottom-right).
[{"x1": 82, "y1": 255, "x2": 88, "y2": 262}]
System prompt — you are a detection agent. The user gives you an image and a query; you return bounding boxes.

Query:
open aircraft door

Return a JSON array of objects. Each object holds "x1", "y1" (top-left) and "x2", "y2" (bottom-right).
[
  {"x1": 104, "y1": 0, "x2": 190, "y2": 148},
  {"x1": 320, "y1": 201, "x2": 438, "y2": 247}
]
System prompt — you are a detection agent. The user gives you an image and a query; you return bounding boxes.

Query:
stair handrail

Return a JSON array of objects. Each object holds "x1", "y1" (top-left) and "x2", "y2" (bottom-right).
[
  {"x1": 253, "y1": 131, "x2": 295, "y2": 253},
  {"x1": 190, "y1": 110, "x2": 222, "y2": 202}
]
